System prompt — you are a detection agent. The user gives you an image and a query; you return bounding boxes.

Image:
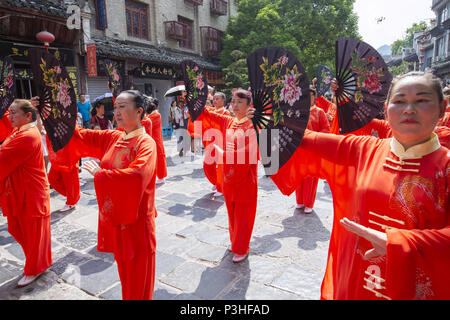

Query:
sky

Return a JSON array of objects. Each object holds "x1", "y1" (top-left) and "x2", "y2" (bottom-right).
[{"x1": 353, "y1": 0, "x2": 435, "y2": 50}]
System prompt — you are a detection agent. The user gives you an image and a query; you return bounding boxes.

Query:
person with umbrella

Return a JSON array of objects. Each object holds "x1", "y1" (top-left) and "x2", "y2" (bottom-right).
[
  {"x1": 251, "y1": 71, "x2": 449, "y2": 299},
  {"x1": 0, "y1": 99, "x2": 52, "y2": 287}
]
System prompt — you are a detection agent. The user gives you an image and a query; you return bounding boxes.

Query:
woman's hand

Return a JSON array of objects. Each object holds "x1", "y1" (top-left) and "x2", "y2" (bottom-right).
[
  {"x1": 340, "y1": 217, "x2": 387, "y2": 260},
  {"x1": 247, "y1": 107, "x2": 255, "y2": 119},
  {"x1": 81, "y1": 160, "x2": 101, "y2": 176},
  {"x1": 330, "y1": 78, "x2": 339, "y2": 94}
]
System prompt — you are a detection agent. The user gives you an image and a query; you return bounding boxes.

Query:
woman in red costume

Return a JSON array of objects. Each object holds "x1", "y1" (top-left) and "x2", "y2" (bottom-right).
[
  {"x1": 195, "y1": 89, "x2": 259, "y2": 263},
  {"x1": 146, "y1": 97, "x2": 167, "y2": 185},
  {"x1": 0, "y1": 99, "x2": 52, "y2": 287},
  {"x1": 71, "y1": 90, "x2": 158, "y2": 300},
  {"x1": 295, "y1": 87, "x2": 330, "y2": 213},
  {"x1": 250, "y1": 71, "x2": 449, "y2": 300}
]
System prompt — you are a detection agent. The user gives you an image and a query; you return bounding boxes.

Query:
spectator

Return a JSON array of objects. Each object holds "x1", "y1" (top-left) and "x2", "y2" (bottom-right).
[{"x1": 76, "y1": 94, "x2": 92, "y2": 129}]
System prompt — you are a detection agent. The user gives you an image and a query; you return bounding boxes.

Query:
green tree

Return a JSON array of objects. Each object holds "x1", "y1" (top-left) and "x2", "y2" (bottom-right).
[
  {"x1": 222, "y1": 50, "x2": 250, "y2": 98},
  {"x1": 221, "y1": 0, "x2": 360, "y2": 84},
  {"x1": 388, "y1": 60, "x2": 414, "y2": 77},
  {"x1": 391, "y1": 21, "x2": 429, "y2": 56}
]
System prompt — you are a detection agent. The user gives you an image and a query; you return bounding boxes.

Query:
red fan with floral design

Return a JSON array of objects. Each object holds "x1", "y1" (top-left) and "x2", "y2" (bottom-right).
[
  {"x1": 0, "y1": 56, "x2": 16, "y2": 119},
  {"x1": 335, "y1": 38, "x2": 392, "y2": 134},
  {"x1": 28, "y1": 48, "x2": 77, "y2": 152},
  {"x1": 181, "y1": 60, "x2": 208, "y2": 121},
  {"x1": 247, "y1": 46, "x2": 310, "y2": 175}
]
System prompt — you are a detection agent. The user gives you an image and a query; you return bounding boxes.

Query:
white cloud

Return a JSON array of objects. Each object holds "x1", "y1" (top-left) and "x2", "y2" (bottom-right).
[{"x1": 353, "y1": 0, "x2": 435, "y2": 49}]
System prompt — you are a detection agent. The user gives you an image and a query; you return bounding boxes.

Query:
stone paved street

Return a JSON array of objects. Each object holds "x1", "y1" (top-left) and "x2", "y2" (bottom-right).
[{"x1": 0, "y1": 134, "x2": 333, "y2": 300}]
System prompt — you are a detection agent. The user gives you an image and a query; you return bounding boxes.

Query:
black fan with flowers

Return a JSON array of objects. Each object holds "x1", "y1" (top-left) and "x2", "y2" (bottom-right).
[
  {"x1": 181, "y1": 60, "x2": 208, "y2": 121},
  {"x1": 28, "y1": 48, "x2": 77, "y2": 152},
  {"x1": 103, "y1": 58, "x2": 122, "y2": 98},
  {"x1": 316, "y1": 65, "x2": 333, "y2": 98},
  {"x1": 0, "y1": 56, "x2": 16, "y2": 119},
  {"x1": 335, "y1": 38, "x2": 392, "y2": 134},
  {"x1": 246, "y1": 46, "x2": 310, "y2": 175}
]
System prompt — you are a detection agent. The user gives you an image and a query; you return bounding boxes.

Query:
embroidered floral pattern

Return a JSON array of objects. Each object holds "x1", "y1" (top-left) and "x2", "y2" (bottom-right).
[
  {"x1": 39, "y1": 58, "x2": 72, "y2": 119},
  {"x1": 185, "y1": 65, "x2": 205, "y2": 99},
  {"x1": 260, "y1": 55, "x2": 303, "y2": 126},
  {"x1": 350, "y1": 51, "x2": 385, "y2": 101}
]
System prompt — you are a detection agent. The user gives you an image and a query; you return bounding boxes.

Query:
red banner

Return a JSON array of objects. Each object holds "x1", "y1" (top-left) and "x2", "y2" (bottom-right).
[{"x1": 86, "y1": 42, "x2": 97, "y2": 77}]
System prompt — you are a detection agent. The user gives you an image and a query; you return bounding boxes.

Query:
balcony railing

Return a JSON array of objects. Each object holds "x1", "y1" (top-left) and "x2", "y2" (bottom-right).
[
  {"x1": 200, "y1": 26, "x2": 221, "y2": 56},
  {"x1": 164, "y1": 21, "x2": 188, "y2": 41},
  {"x1": 210, "y1": 0, "x2": 227, "y2": 16},
  {"x1": 185, "y1": 0, "x2": 203, "y2": 5}
]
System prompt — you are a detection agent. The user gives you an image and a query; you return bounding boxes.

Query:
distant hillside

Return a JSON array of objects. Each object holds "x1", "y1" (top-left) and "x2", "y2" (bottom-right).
[{"x1": 377, "y1": 44, "x2": 392, "y2": 57}]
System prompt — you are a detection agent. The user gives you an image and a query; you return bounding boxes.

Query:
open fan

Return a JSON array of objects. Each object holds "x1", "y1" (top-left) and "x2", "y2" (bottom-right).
[
  {"x1": 247, "y1": 46, "x2": 310, "y2": 175},
  {"x1": 28, "y1": 48, "x2": 77, "y2": 152},
  {"x1": 103, "y1": 59, "x2": 122, "y2": 98},
  {"x1": 0, "y1": 56, "x2": 16, "y2": 119},
  {"x1": 316, "y1": 65, "x2": 333, "y2": 98},
  {"x1": 181, "y1": 60, "x2": 208, "y2": 121},
  {"x1": 335, "y1": 38, "x2": 392, "y2": 134}
]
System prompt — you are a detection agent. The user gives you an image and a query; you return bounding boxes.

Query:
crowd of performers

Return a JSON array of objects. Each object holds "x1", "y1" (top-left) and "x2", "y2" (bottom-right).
[{"x1": 0, "y1": 69, "x2": 449, "y2": 300}]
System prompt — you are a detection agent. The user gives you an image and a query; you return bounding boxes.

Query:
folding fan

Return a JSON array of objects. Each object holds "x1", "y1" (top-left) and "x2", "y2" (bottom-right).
[
  {"x1": 28, "y1": 48, "x2": 77, "y2": 152},
  {"x1": 181, "y1": 60, "x2": 208, "y2": 121},
  {"x1": 103, "y1": 59, "x2": 122, "y2": 98},
  {"x1": 316, "y1": 65, "x2": 333, "y2": 98},
  {"x1": 246, "y1": 46, "x2": 310, "y2": 175},
  {"x1": 335, "y1": 38, "x2": 392, "y2": 133},
  {"x1": 0, "y1": 56, "x2": 16, "y2": 119}
]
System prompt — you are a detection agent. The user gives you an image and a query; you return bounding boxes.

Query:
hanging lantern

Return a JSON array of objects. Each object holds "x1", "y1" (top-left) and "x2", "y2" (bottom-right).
[{"x1": 36, "y1": 30, "x2": 55, "y2": 52}]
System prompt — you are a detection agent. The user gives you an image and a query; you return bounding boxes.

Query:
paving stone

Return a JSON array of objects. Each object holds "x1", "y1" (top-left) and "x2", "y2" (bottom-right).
[
  {"x1": 271, "y1": 265, "x2": 323, "y2": 300},
  {"x1": 4, "y1": 242, "x2": 25, "y2": 261},
  {"x1": 186, "y1": 242, "x2": 229, "y2": 263},
  {"x1": 157, "y1": 202, "x2": 192, "y2": 217},
  {"x1": 156, "y1": 231, "x2": 201, "y2": 256},
  {"x1": 192, "y1": 198, "x2": 224, "y2": 211},
  {"x1": 176, "y1": 223, "x2": 230, "y2": 247},
  {"x1": 62, "y1": 258, "x2": 119, "y2": 296},
  {"x1": 162, "y1": 193, "x2": 197, "y2": 204},
  {"x1": 153, "y1": 281, "x2": 183, "y2": 300},
  {"x1": 218, "y1": 278, "x2": 301, "y2": 300},
  {"x1": 160, "y1": 261, "x2": 236, "y2": 299},
  {"x1": 55, "y1": 228, "x2": 98, "y2": 251},
  {"x1": 0, "y1": 229, "x2": 15, "y2": 246},
  {"x1": 155, "y1": 251, "x2": 186, "y2": 278},
  {"x1": 0, "y1": 258, "x2": 24, "y2": 285},
  {"x1": 99, "y1": 283, "x2": 122, "y2": 300},
  {"x1": 50, "y1": 249, "x2": 93, "y2": 275}
]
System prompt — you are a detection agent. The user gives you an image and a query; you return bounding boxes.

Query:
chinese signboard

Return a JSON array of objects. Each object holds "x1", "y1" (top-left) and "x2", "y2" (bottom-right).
[{"x1": 86, "y1": 43, "x2": 97, "y2": 77}]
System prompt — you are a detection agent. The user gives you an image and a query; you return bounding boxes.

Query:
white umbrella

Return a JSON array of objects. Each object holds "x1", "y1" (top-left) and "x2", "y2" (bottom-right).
[{"x1": 164, "y1": 84, "x2": 214, "y2": 97}]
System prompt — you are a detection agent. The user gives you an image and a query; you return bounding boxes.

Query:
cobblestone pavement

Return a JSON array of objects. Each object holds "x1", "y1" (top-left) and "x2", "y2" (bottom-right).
[{"x1": 0, "y1": 134, "x2": 334, "y2": 300}]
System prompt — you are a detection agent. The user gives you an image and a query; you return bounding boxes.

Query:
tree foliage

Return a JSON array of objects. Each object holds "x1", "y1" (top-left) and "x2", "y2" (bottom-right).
[
  {"x1": 391, "y1": 21, "x2": 429, "y2": 56},
  {"x1": 388, "y1": 60, "x2": 415, "y2": 77},
  {"x1": 220, "y1": 0, "x2": 360, "y2": 85}
]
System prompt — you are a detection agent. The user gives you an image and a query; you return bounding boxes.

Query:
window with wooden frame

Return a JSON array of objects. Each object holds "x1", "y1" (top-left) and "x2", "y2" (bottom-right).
[
  {"x1": 125, "y1": 0, "x2": 149, "y2": 40},
  {"x1": 177, "y1": 16, "x2": 193, "y2": 49},
  {"x1": 95, "y1": 0, "x2": 108, "y2": 30},
  {"x1": 200, "y1": 26, "x2": 221, "y2": 56}
]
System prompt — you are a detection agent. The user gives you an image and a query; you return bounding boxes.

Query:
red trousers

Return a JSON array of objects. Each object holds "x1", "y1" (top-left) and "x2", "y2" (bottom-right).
[
  {"x1": 48, "y1": 166, "x2": 80, "y2": 205},
  {"x1": 295, "y1": 176, "x2": 319, "y2": 208},
  {"x1": 116, "y1": 248, "x2": 156, "y2": 300},
  {"x1": 224, "y1": 197, "x2": 257, "y2": 255},
  {"x1": 7, "y1": 215, "x2": 52, "y2": 275},
  {"x1": 203, "y1": 161, "x2": 223, "y2": 193}
]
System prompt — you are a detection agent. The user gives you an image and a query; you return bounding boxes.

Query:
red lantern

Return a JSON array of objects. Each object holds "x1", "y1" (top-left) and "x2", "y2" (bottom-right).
[{"x1": 36, "y1": 30, "x2": 55, "y2": 52}]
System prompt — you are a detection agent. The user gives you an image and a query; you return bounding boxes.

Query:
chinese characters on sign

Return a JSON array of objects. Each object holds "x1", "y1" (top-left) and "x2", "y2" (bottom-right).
[
  {"x1": 140, "y1": 63, "x2": 175, "y2": 79},
  {"x1": 87, "y1": 43, "x2": 97, "y2": 77}
]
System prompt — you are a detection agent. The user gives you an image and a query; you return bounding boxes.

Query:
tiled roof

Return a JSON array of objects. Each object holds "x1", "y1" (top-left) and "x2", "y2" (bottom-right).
[
  {"x1": 0, "y1": 0, "x2": 70, "y2": 17},
  {"x1": 92, "y1": 36, "x2": 222, "y2": 71}
]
